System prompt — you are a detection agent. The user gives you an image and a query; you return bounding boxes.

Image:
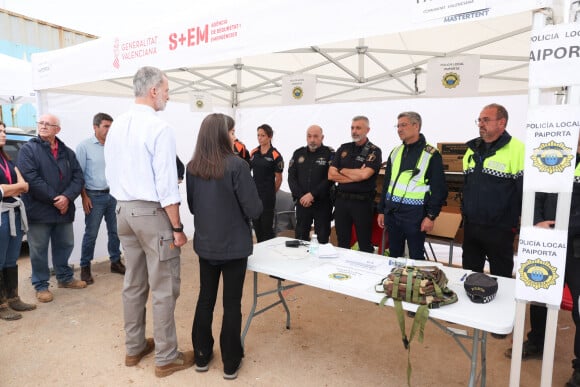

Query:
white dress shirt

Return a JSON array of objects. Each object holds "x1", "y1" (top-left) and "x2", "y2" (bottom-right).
[{"x1": 104, "y1": 104, "x2": 180, "y2": 208}]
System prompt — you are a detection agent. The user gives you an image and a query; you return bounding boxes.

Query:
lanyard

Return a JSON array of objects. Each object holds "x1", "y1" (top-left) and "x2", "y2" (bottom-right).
[{"x1": 0, "y1": 156, "x2": 12, "y2": 184}]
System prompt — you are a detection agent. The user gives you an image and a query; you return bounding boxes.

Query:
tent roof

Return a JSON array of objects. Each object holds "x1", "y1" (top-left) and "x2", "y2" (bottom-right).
[{"x1": 31, "y1": 0, "x2": 548, "y2": 106}]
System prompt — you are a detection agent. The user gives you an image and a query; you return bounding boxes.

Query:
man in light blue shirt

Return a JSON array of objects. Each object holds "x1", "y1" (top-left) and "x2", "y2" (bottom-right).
[{"x1": 75, "y1": 113, "x2": 124, "y2": 285}]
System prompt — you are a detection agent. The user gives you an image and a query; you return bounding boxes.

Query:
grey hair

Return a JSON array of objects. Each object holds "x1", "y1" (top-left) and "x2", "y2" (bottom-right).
[
  {"x1": 352, "y1": 115, "x2": 369, "y2": 126},
  {"x1": 133, "y1": 66, "x2": 166, "y2": 98},
  {"x1": 397, "y1": 111, "x2": 422, "y2": 130}
]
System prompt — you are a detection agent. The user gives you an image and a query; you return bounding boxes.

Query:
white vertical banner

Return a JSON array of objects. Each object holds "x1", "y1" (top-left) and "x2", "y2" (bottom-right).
[
  {"x1": 516, "y1": 227, "x2": 566, "y2": 305},
  {"x1": 529, "y1": 23, "x2": 580, "y2": 88},
  {"x1": 426, "y1": 55, "x2": 479, "y2": 97},
  {"x1": 189, "y1": 91, "x2": 213, "y2": 112},
  {"x1": 523, "y1": 105, "x2": 580, "y2": 193},
  {"x1": 281, "y1": 74, "x2": 316, "y2": 105}
]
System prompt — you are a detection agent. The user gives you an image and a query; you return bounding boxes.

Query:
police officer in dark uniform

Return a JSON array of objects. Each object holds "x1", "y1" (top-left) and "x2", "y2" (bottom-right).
[
  {"x1": 288, "y1": 125, "x2": 334, "y2": 244},
  {"x1": 250, "y1": 124, "x2": 284, "y2": 242},
  {"x1": 328, "y1": 115, "x2": 382, "y2": 253}
]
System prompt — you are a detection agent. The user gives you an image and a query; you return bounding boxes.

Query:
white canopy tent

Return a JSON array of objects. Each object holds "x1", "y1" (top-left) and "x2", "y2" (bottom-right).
[
  {"x1": 27, "y1": 0, "x2": 558, "y2": 266},
  {"x1": 0, "y1": 53, "x2": 35, "y2": 104}
]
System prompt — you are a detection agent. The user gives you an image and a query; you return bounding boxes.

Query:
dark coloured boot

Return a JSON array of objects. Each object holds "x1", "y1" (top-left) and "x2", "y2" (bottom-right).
[
  {"x1": 0, "y1": 272, "x2": 22, "y2": 321},
  {"x1": 81, "y1": 265, "x2": 94, "y2": 285},
  {"x1": 4, "y1": 266, "x2": 36, "y2": 312},
  {"x1": 567, "y1": 369, "x2": 580, "y2": 387}
]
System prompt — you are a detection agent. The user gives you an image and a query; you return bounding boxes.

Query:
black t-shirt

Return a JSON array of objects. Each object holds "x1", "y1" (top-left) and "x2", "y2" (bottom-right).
[{"x1": 249, "y1": 145, "x2": 284, "y2": 205}]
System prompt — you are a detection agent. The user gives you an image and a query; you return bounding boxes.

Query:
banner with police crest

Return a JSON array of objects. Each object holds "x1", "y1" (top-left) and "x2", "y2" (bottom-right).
[
  {"x1": 281, "y1": 74, "x2": 316, "y2": 105},
  {"x1": 523, "y1": 105, "x2": 580, "y2": 193},
  {"x1": 188, "y1": 91, "x2": 213, "y2": 112},
  {"x1": 516, "y1": 226, "x2": 566, "y2": 305},
  {"x1": 426, "y1": 55, "x2": 479, "y2": 97}
]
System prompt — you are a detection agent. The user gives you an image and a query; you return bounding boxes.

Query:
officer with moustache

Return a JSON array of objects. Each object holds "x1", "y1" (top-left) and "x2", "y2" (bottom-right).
[{"x1": 288, "y1": 125, "x2": 334, "y2": 244}]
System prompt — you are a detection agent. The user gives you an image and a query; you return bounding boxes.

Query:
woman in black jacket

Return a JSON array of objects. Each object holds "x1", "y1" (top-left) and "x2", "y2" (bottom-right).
[{"x1": 186, "y1": 113, "x2": 262, "y2": 380}]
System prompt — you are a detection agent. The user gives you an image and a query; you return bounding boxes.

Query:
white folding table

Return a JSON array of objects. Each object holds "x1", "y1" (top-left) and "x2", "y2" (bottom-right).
[{"x1": 243, "y1": 237, "x2": 516, "y2": 387}]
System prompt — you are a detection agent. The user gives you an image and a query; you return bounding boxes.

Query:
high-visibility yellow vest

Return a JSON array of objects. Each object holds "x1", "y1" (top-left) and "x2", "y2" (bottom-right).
[
  {"x1": 463, "y1": 139, "x2": 525, "y2": 178},
  {"x1": 386, "y1": 144, "x2": 435, "y2": 205}
]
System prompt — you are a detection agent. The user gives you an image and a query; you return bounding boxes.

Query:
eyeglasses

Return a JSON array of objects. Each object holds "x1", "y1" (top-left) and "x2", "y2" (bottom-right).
[
  {"x1": 37, "y1": 121, "x2": 59, "y2": 128},
  {"x1": 475, "y1": 118, "x2": 499, "y2": 125},
  {"x1": 394, "y1": 123, "x2": 415, "y2": 129}
]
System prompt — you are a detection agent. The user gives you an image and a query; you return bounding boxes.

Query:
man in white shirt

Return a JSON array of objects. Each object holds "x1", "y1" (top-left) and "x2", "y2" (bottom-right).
[{"x1": 104, "y1": 66, "x2": 193, "y2": 377}]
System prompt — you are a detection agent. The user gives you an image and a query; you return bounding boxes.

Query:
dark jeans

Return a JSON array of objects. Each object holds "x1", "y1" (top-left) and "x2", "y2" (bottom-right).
[
  {"x1": 385, "y1": 213, "x2": 425, "y2": 259},
  {"x1": 253, "y1": 207, "x2": 274, "y2": 242},
  {"x1": 295, "y1": 199, "x2": 332, "y2": 244},
  {"x1": 192, "y1": 257, "x2": 247, "y2": 372},
  {"x1": 462, "y1": 222, "x2": 515, "y2": 278},
  {"x1": 334, "y1": 197, "x2": 374, "y2": 253},
  {"x1": 528, "y1": 233, "x2": 580, "y2": 369}
]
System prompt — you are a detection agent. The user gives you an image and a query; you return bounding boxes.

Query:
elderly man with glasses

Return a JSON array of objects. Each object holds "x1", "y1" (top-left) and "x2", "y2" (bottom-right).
[
  {"x1": 461, "y1": 103, "x2": 525, "y2": 293},
  {"x1": 17, "y1": 114, "x2": 86, "y2": 303},
  {"x1": 377, "y1": 111, "x2": 447, "y2": 260}
]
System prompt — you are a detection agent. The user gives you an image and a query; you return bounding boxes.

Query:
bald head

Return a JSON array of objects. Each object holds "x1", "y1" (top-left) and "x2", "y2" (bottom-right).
[{"x1": 307, "y1": 125, "x2": 324, "y2": 151}]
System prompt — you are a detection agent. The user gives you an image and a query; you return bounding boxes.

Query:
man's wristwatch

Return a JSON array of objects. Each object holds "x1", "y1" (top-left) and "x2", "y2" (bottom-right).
[
  {"x1": 426, "y1": 214, "x2": 437, "y2": 221},
  {"x1": 172, "y1": 223, "x2": 184, "y2": 232}
]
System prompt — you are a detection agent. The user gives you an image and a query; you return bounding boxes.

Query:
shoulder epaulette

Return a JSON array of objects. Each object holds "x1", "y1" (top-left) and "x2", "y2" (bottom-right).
[
  {"x1": 272, "y1": 149, "x2": 281, "y2": 159},
  {"x1": 424, "y1": 145, "x2": 436, "y2": 154}
]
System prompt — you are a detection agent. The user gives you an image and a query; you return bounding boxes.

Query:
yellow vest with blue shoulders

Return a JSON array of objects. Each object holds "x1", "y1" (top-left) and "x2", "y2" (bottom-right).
[{"x1": 386, "y1": 144, "x2": 436, "y2": 206}]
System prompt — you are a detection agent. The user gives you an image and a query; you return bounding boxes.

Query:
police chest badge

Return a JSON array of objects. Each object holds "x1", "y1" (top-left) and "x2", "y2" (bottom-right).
[
  {"x1": 341, "y1": 151, "x2": 348, "y2": 159},
  {"x1": 531, "y1": 140, "x2": 574, "y2": 174},
  {"x1": 297, "y1": 156, "x2": 305, "y2": 164}
]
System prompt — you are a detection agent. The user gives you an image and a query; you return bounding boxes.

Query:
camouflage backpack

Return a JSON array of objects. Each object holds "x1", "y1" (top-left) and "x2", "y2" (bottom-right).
[{"x1": 379, "y1": 265, "x2": 458, "y2": 386}]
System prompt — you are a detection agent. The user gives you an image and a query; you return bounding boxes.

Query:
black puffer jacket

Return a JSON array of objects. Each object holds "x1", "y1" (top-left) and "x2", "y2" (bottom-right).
[{"x1": 186, "y1": 155, "x2": 263, "y2": 260}]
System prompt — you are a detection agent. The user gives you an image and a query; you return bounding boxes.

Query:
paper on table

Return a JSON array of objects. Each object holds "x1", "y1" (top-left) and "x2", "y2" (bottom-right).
[{"x1": 318, "y1": 243, "x2": 338, "y2": 258}]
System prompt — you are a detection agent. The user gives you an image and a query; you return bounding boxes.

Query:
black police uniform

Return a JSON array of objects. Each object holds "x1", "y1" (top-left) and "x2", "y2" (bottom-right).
[
  {"x1": 331, "y1": 139, "x2": 382, "y2": 253},
  {"x1": 249, "y1": 145, "x2": 284, "y2": 242},
  {"x1": 288, "y1": 144, "x2": 334, "y2": 244}
]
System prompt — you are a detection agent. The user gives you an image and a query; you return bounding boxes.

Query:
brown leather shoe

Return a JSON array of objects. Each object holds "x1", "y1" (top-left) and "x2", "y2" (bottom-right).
[
  {"x1": 155, "y1": 351, "x2": 194, "y2": 378},
  {"x1": 125, "y1": 337, "x2": 155, "y2": 366},
  {"x1": 81, "y1": 266, "x2": 94, "y2": 285},
  {"x1": 36, "y1": 290, "x2": 54, "y2": 303},
  {"x1": 57, "y1": 279, "x2": 87, "y2": 289},
  {"x1": 110, "y1": 261, "x2": 126, "y2": 275}
]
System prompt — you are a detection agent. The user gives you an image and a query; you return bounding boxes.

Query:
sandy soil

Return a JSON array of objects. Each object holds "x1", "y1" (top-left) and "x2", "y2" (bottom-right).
[{"x1": 0, "y1": 242, "x2": 575, "y2": 387}]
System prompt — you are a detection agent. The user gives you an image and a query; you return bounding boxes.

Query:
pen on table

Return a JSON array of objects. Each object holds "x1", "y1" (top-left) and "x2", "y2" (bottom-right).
[{"x1": 460, "y1": 273, "x2": 467, "y2": 282}]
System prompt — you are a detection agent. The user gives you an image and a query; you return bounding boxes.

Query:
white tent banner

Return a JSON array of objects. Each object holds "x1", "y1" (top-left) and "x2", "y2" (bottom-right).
[
  {"x1": 426, "y1": 55, "x2": 480, "y2": 97},
  {"x1": 31, "y1": 0, "x2": 548, "y2": 91},
  {"x1": 528, "y1": 23, "x2": 580, "y2": 88},
  {"x1": 281, "y1": 74, "x2": 316, "y2": 105},
  {"x1": 188, "y1": 91, "x2": 213, "y2": 112},
  {"x1": 413, "y1": 0, "x2": 488, "y2": 22},
  {"x1": 516, "y1": 226, "x2": 566, "y2": 305},
  {"x1": 523, "y1": 105, "x2": 580, "y2": 193}
]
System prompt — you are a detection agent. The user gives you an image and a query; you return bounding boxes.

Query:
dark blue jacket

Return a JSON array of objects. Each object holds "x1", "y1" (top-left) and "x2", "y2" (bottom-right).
[
  {"x1": 17, "y1": 136, "x2": 84, "y2": 223},
  {"x1": 186, "y1": 155, "x2": 263, "y2": 260}
]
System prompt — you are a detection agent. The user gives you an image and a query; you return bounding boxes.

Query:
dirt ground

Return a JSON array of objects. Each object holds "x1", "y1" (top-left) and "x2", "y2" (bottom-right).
[{"x1": 0, "y1": 241, "x2": 576, "y2": 387}]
